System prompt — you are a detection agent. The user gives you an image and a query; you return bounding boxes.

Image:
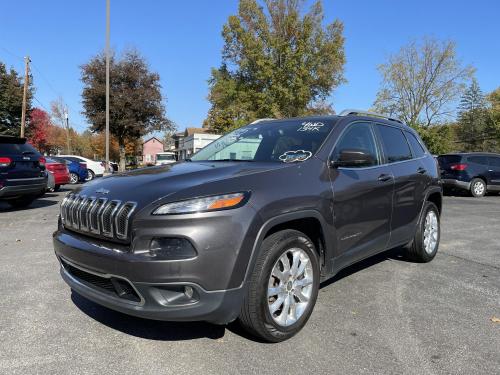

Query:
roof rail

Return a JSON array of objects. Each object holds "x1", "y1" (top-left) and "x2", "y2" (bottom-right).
[
  {"x1": 338, "y1": 109, "x2": 404, "y2": 124},
  {"x1": 250, "y1": 118, "x2": 274, "y2": 124}
]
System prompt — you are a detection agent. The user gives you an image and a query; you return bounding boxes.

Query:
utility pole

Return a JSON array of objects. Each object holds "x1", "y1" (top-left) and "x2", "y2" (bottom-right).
[
  {"x1": 105, "y1": 0, "x2": 110, "y2": 174},
  {"x1": 20, "y1": 56, "x2": 30, "y2": 138},
  {"x1": 65, "y1": 109, "x2": 71, "y2": 154}
]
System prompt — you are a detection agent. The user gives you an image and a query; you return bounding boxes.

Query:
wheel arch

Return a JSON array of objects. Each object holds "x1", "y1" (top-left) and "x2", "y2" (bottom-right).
[{"x1": 242, "y1": 210, "x2": 332, "y2": 286}]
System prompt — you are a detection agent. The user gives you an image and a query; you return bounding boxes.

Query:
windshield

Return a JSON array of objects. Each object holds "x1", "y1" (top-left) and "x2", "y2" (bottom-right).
[
  {"x1": 191, "y1": 119, "x2": 335, "y2": 163},
  {"x1": 157, "y1": 154, "x2": 175, "y2": 161}
]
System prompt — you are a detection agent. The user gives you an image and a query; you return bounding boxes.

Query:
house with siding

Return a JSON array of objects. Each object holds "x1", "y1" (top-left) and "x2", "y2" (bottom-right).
[{"x1": 142, "y1": 137, "x2": 164, "y2": 165}]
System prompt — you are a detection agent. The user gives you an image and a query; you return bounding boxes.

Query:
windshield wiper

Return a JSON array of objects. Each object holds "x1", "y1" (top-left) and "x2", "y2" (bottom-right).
[{"x1": 210, "y1": 159, "x2": 256, "y2": 162}]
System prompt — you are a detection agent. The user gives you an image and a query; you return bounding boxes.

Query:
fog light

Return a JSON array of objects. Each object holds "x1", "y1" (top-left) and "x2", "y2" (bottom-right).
[
  {"x1": 148, "y1": 238, "x2": 197, "y2": 260},
  {"x1": 184, "y1": 286, "x2": 194, "y2": 299}
]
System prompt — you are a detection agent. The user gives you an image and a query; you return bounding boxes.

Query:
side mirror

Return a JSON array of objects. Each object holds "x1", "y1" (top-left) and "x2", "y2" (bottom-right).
[{"x1": 331, "y1": 149, "x2": 375, "y2": 168}]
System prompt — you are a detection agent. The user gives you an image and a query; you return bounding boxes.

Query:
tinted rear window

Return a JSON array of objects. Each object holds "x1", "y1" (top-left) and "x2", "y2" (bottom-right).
[
  {"x1": 467, "y1": 155, "x2": 489, "y2": 165},
  {"x1": 375, "y1": 125, "x2": 412, "y2": 163},
  {"x1": 0, "y1": 142, "x2": 38, "y2": 154},
  {"x1": 437, "y1": 155, "x2": 462, "y2": 165},
  {"x1": 488, "y1": 156, "x2": 500, "y2": 167}
]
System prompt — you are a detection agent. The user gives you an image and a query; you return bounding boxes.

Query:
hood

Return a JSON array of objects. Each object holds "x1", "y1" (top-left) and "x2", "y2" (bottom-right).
[{"x1": 74, "y1": 161, "x2": 290, "y2": 207}]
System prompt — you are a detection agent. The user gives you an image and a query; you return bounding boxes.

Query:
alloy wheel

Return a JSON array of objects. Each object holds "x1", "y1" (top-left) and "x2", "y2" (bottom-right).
[
  {"x1": 267, "y1": 248, "x2": 314, "y2": 327},
  {"x1": 473, "y1": 181, "x2": 485, "y2": 196},
  {"x1": 70, "y1": 173, "x2": 78, "y2": 184},
  {"x1": 423, "y1": 210, "x2": 439, "y2": 254}
]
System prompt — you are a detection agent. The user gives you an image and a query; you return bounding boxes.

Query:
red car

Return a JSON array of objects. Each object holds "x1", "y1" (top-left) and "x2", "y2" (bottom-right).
[{"x1": 45, "y1": 157, "x2": 70, "y2": 191}]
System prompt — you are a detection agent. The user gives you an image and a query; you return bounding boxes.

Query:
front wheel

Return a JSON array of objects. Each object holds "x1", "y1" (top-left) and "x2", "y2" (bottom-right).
[
  {"x1": 405, "y1": 201, "x2": 440, "y2": 262},
  {"x1": 69, "y1": 173, "x2": 79, "y2": 185},
  {"x1": 238, "y1": 229, "x2": 320, "y2": 342},
  {"x1": 85, "y1": 169, "x2": 95, "y2": 182}
]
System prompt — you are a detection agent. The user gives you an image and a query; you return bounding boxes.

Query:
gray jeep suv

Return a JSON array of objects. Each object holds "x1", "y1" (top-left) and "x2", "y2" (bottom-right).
[{"x1": 53, "y1": 110, "x2": 442, "y2": 342}]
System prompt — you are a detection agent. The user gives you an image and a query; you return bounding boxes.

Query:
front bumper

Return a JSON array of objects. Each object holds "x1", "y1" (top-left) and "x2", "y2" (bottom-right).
[
  {"x1": 441, "y1": 178, "x2": 471, "y2": 191},
  {"x1": 0, "y1": 177, "x2": 47, "y2": 198},
  {"x1": 58, "y1": 255, "x2": 245, "y2": 324},
  {"x1": 52, "y1": 204, "x2": 261, "y2": 323}
]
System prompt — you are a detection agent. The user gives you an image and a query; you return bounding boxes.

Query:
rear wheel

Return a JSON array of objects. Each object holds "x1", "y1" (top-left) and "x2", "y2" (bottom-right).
[
  {"x1": 238, "y1": 229, "x2": 320, "y2": 342},
  {"x1": 470, "y1": 178, "x2": 486, "y2": 197},
  {"x1": 54, "y1": 184, "x2": 61, "y2": 191},
  {"x1": 85, "y1": 169, "x2": 95, "y2": 182},
  {"x1": 405, "y1": 201, "x2": 440, "y2": 262}
]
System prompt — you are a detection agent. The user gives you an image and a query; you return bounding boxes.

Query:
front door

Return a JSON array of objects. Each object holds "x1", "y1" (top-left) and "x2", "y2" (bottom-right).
[{"x1": 329, "y1": 121, "x2": 394, "y2": 266}]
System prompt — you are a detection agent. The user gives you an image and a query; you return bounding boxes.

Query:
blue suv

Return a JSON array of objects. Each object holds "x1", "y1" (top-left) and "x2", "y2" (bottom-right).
[{"x1": 438, "y1": 152, "x2": 500, "y2": 197}]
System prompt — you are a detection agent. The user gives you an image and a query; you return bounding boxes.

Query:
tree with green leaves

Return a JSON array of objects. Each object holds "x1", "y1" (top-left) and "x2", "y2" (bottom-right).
[
  {"x1": 81, "y1": 50, "x2": 173, "y2": 170},
  {"x1": 0, "y1": 62, "x2": 34, "y2": 136},
  {"x1": 373, "y1": 37, "x2": 474, "y2": 128},
  {"x1": 455, "y1": 79, "x2": 490, "y2": 151},
  {"x1": 485, "y1": 87, "x2": 500, "y2": 151},
  {"x1": 205, "y1": 0, "x2": 346, "y2": 133},
  {"x1": 414, "y1": 124, "x2": 455, "y2": 155}
]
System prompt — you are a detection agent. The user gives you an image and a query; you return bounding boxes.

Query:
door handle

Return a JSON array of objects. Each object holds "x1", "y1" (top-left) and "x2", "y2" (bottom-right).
[
  {"x1": 417, "y1": 167, "x2": 427, "y2": 174},
  {"x1": 378, "y1": 174, "x2": 393, "y2": 182}
]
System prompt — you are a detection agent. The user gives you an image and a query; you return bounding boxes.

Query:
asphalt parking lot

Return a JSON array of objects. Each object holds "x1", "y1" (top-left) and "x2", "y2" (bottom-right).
[{"x1": 0, "y1": 188, "x2": 499, "y2": 375}]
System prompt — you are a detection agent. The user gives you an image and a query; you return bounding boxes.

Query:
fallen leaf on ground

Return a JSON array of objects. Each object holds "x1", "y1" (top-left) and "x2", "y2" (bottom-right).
[{"x1": 491, "y1": 317, "x2": 500, "y2": 323}]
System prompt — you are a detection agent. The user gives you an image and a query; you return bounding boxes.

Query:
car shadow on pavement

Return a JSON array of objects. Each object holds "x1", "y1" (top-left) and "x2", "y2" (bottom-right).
[
  {"x1": 71, "y1": 291, "x2": 226, "y2": 341},
  {"x1": 320, "y1": 247, "x2": 409, "y2": 289},
  {"x1": 70, "y1": 247, "x2": 411, "y2": 343},
  {"x1": 0, "y1": 198, "x2": 59, "y2": 212}
]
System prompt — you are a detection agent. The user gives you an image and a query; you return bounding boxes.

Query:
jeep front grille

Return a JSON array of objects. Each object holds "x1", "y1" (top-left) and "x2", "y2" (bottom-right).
[{"x1": 61, "y1": 193, "x2": 137, "y2": 241}]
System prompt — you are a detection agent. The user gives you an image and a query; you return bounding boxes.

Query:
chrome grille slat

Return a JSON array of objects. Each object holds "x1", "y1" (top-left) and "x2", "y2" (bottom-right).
[{"x1": 60, "y1": 193, "x2": 136, "y2": 242}]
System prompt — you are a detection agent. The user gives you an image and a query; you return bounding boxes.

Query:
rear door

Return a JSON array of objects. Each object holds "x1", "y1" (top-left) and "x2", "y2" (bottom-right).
[
  {"x1": 374, "y1": 124, "x2": 427, "y2": 247},
  {"x1": 487, "y1": 156, "x2": 500, "y2": 188},
  {"x1": 467, "y1": 155, "x2": 490, "y2": 184},
  {"x1": 329, "y1": 121, "x2": 394, "y2": 263},
  {"x1": 0, "y1": 140, "x2": 42, "y2": 180}
]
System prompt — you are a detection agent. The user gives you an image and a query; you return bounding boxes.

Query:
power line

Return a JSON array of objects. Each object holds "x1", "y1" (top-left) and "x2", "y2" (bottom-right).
[{"x1": 32, "y1": 96, "x2": 51, "y2": 113}]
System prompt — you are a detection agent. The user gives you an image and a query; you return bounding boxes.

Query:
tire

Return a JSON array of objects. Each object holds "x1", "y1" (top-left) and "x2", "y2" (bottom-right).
[
  {"x1": 405, "y1": 201, "x2": 440, "y2": 263},
  {"x1": 238, "y1": 229, "x2": 320, "y2": 342},
  {"x1": 7, "y1": 196, "x2": 36, "y2": 208},
  {"x1": 69, "y1": 172, "x2": 79, "y2": 185},
  {"x1": 85, "y1": 169, "x2": 95, "y2": 182},
  {"x1": 54, "y1": 185, "x2": 61, "y2": 192},
  {"x1": 470, "y1": 178, "x2": 486, "y2": 197}
]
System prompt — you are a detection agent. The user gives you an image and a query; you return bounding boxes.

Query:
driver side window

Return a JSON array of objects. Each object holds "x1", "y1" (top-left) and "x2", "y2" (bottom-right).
[{"x1": 332, "y1": 122, "x2": 379, "y2": 168}]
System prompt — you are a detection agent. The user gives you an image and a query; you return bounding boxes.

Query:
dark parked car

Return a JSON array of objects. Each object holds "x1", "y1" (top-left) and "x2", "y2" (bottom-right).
[
  {"x1": 0, "y1": 136, "x2": 48, "y2": 208},
  {"x1": 438, "y1": 152, "x2": 500, "y2": 197},
  {"x1": 53, "y1": 111, "x2": 442, "y2": 342},
  {"x1": 52, "y1": 156, "x2": 88, "y2": 184}
]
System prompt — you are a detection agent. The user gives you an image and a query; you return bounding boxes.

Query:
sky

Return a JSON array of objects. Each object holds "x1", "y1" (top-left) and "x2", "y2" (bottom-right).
[{"x1": 1, "y1": 0, "x2": 499, "y2": 133}]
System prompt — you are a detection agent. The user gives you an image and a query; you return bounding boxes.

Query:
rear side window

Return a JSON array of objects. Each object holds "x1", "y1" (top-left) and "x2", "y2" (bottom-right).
[
  {"x1": 468, "y1": 156, "x2": 488, "y2": 165},
  {"x1": 375, "y1": 125, "x2": 412, "y2": 163},
  {"x1": 488, "y1": 156, "x2": 500, "y2": 167},
  {"x1": 405, "y1": 131, "x2": 426, "y2": 158}
]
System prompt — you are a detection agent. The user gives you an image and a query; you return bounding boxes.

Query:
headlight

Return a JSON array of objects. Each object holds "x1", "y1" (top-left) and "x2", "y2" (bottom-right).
[{"x1": 152, "y1": 192, "x2": 249, "y2": 215}]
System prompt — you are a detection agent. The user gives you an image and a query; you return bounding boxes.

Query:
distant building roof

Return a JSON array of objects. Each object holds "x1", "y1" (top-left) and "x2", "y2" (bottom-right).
[
  {"x1": 184, "y1": 127, "x2": 208, "y2": 136},
  {"x1": 142, "y1": 136, "x2": 164, "y2": 145}
]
